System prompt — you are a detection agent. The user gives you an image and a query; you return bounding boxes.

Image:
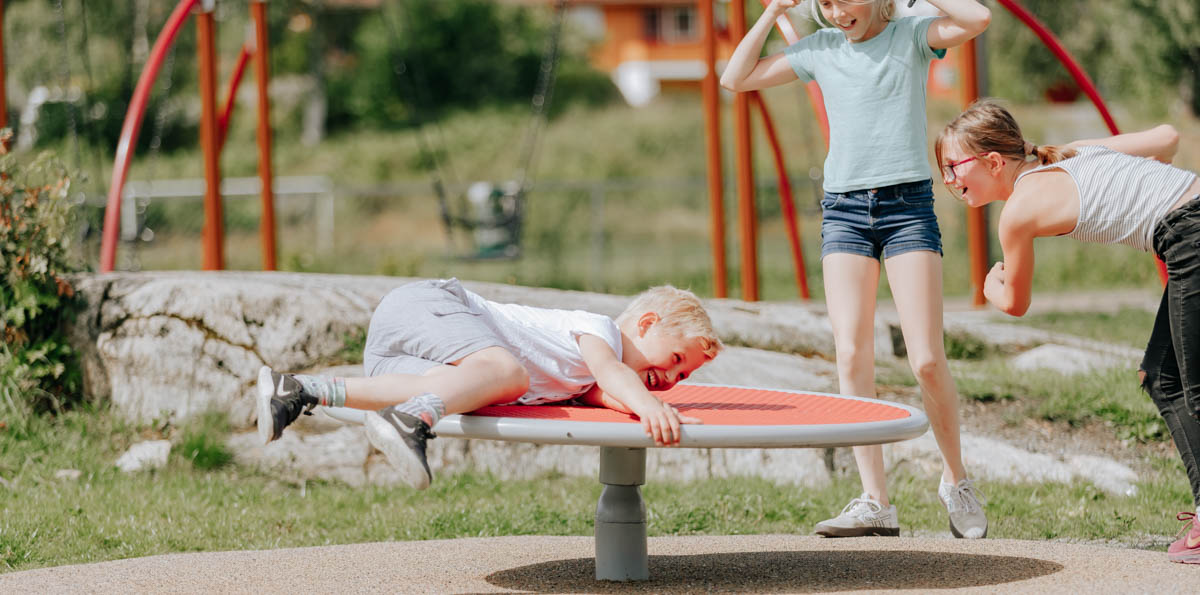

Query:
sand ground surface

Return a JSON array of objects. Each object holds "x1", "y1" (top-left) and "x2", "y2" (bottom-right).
[{"x1": 1, "y1": 534, "x2": 1195, "y2": 594}]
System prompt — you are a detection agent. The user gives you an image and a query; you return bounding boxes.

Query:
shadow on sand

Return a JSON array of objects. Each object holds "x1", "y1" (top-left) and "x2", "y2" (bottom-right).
[{"x1": 484, "y1": 550, "x2": 1063, "y2": 593}]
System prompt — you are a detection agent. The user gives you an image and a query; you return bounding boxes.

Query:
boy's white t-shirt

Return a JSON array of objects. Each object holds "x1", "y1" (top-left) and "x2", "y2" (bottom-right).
[{"x1": 460, "y1": 292, "x2": 624, "y2": 405}]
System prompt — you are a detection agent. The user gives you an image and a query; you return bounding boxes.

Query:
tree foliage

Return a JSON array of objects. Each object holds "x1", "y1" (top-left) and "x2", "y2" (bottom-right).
[
  {"x1": 324, "y1": 0, "x2": 611, "y2": 130},
  {"x1": 987, "y1": 0, "x2": 1200, "y2": 116}
]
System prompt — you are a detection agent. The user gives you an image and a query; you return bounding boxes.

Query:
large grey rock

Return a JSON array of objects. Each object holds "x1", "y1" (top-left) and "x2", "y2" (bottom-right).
[
  {"x1": 115, "y1": 440, "x2": 172, "y2": 473},
  {"x1": 885, "y1": 431, "x2": 1138, "y2": 496},
  {"x1": 1010, "y1": 344, "x2": 1133, "y2": 375}
]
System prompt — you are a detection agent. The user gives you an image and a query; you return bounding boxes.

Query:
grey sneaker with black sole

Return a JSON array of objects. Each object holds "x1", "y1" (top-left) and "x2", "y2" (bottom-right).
[
  {"x1": 365, "y1": 405, "x2": 437, "y2": 490},
  {"x1": 256, "y1": 366, "x2": 317, "y2": 444}
]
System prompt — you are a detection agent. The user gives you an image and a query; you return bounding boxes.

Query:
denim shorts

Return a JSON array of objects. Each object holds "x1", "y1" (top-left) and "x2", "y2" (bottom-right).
[{"x1": 820, "y1": 179, "x2": 942, "y2": 261}]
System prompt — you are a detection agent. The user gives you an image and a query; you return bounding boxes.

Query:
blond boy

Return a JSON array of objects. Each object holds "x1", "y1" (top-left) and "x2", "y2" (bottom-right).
[{"x1": 256, "y1": 279, "x2": 722, "y2": 489}]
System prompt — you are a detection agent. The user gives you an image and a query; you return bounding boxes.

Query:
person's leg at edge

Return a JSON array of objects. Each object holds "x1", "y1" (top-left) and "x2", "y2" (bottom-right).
[
  {"x1": 1142, "y1": 290, "x2": 1200, "y2": 503},
  {"x1": 1154, "y1": 239, "x2": 1200, "y2": 561},
  {"x1": 825, "y1": 253, "x2": 885, "y2": 502},
  {"x1": 884, "y1": 250, "x2": 985, "y2": 538},
  {"x1": 883, "y1": 251, "x2": 967, "y2": 483},
  {"x1": 812, "y1": 252, "x2": 901, "y2": 537}
]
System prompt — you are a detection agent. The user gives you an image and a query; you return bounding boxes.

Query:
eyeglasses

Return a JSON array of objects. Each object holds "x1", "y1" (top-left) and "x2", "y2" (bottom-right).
[{"x1": 941, "y1": 156, "x2": 978, "y2": 183}]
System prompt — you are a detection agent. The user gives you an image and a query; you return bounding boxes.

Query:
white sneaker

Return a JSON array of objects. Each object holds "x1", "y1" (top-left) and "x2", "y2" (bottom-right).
[
  {"x1": 814, "y1": 493, "x2": 900, "y2": 537},
  {"x1": 939, "y1": 478, "x2": 988, "y2": 538}
]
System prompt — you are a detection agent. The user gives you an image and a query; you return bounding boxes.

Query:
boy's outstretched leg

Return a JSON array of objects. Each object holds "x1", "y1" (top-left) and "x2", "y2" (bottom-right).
[
  {"x1": 256, "y1": 366, "x2": 319, "y2": 444},
  {"x1": 351, "y1": 347, "x2": 530, "y2": 489}
]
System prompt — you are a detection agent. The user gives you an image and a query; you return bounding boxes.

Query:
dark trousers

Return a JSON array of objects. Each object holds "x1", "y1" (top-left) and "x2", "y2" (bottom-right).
[{"x1": 1143, "y1": 196, "x2": 1200, "y2": 506}]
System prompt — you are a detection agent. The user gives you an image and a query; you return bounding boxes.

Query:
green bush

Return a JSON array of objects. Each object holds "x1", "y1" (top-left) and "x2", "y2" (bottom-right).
[{"x1": 0, "y1": 133, "x2": 84, "y2": 425}]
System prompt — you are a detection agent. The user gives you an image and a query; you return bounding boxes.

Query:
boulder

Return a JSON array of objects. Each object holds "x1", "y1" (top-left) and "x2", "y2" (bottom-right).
[{"x1": 1010, "y1": 344, "x2": 1132, "y2": 375}]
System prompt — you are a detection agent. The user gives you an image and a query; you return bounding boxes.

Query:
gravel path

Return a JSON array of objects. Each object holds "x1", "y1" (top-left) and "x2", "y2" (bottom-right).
[{"x1": 2, "y1": 534, "x2": 1194, "y2": 593}]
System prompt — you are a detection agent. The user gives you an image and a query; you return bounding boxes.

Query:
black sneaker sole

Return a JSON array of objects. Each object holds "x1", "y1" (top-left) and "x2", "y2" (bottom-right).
[
  {"x1": 365, "y1": 411, "x2": 431, "y2": 491},
  {"x1": 255, "y1": 366, "x2": 275, "y2": 445},
  {"x1": 814, "y1": 526, "x2": 900, "y2": 537}
]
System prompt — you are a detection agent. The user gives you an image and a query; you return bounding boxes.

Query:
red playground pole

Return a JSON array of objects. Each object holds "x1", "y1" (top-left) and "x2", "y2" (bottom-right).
[
  {"x1": 218, "y1": 45, "x2": 252, "y2": 153},
  {"x1": 100, "y1": 0, "x2": 199, "y2": 272},
  {"x1": 252, "y1": 0, "x2": 278, "y2": 271},
  {"x1": 961, "y1": 39, "x2": 988, "y2": 307},
  {"x1": 749, "y1": 91, "x2": 810, "y2": 299},
  {"x1": 197, "y1": 1, "x2": 224, "y2": 270},
  {"x1": 700, "y1": 0, "x2": 726, "y2": 298},
  {"x1": 731, "y1": 0, "x2": 758, "y2": 301}
]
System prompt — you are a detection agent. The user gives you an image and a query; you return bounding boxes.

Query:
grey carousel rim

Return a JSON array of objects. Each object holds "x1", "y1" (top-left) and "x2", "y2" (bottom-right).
[{"x1": 319, "y1": 383, "x2": 930, "y2": 449}]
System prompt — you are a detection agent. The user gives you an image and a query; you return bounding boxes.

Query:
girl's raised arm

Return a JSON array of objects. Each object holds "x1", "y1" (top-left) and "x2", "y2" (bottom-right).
[
  {"x1": 925, "y1": 0, "x2": 991, "y2": 50},
  {"x1": 720, "y1": 0, "x2": 802, "y2": 92},
  {"x1": 1066, "y1": 125, "x2": 1181, "y2": 164}
]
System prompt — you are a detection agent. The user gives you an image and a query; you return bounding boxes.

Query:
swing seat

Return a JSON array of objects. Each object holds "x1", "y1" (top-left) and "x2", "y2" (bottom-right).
[{"x1": 462, "y1": 181, "x2": 523, "y2": 259}]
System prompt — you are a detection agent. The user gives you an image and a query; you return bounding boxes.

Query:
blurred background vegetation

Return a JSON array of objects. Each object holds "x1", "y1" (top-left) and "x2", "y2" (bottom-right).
[{"x1": 2, "y1": 0, "x2": 1198, "y2": 300}]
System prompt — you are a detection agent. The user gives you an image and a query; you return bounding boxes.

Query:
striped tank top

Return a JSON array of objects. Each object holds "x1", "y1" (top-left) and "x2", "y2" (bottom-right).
[{"x1": 1015, "y1": 145, "x2": 1197, "y2": 252}]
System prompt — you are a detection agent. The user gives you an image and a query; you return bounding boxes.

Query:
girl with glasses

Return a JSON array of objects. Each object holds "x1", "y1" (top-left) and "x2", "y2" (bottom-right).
[{"x1": 937, "y1": 99, "x2": 1200, "y2": 563}]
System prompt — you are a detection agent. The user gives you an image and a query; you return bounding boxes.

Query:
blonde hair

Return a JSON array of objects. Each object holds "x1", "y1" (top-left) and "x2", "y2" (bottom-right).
[
  {"x1": 800, "y1": 0, "x2": 895, "y2": 28},
  {"x1": 936, "y1": 99, "x2": 1076, "y2": 171},
  {"x1": 617, "y1": 285, "x2": 723, "y2": 359}
]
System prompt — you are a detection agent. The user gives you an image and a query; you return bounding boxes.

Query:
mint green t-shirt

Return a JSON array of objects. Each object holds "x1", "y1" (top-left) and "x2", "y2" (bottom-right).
[{"x1": 785, "y1": 16, "x2": 945, "y2": 193}]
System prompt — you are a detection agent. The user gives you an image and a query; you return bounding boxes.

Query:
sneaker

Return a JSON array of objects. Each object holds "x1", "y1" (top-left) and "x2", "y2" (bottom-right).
[
  {"x1": 814, "y1": 494, "x2": 900, "y2": 537},
  {"x1": 1168, "y1": 512, "x2": 1200, "y2": 564},
  {"x1": 364, "y1": 405, "x2": 438, "y2": 490},
  {"x1": 939, "y1": 478, "x2": 988, "y2": 538},
  {"x1": 256, "y1": 366, "x2": 317, "y2": 444}
]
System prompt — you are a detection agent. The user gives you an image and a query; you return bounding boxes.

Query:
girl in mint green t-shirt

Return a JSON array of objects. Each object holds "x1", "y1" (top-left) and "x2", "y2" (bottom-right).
[{"x1": 722, "y1": 0, "x2": 990, "y2": 539}]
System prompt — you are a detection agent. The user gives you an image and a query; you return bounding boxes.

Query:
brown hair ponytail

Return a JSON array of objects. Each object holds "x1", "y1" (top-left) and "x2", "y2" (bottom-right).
[
  {"x1": 1032, "y1": 144, "x2": 1073, "y2": 165},
  {"x1": 937, "y1": 100, "x2": 1076, "y2": 169}
]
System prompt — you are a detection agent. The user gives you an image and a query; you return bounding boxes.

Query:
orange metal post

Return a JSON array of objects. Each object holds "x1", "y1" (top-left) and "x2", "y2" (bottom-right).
[
  {"x1": 730, "y1": 0, "x2": 758, "y2": 301},
  {"x1": 700, "y1": 0, "x2": 726, "y2": 297},
  {"x1": 960, "y1": 39, "x2": 987, "y2": 306},
  {"x1": 252, "y1": 1, "x2": 277, "y2": 270},
  {"x1": 197, "y1": 3, "x2": 224, "y2": 270}
]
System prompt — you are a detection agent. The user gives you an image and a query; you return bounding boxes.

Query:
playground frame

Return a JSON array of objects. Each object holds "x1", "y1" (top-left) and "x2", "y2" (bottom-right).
[{"x1": 0, "y1": 1, "x2": 1153, "y2": 292}]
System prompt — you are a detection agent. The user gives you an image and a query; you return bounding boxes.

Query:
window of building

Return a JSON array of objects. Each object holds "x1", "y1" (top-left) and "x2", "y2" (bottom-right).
[{"x1": 642, "y1": 5, "x2": 699, "y2": 43}]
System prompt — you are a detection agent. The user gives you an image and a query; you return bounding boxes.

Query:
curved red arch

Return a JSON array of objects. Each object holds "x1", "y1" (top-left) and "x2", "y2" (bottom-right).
[
  {"x1": 994, "y1": 0, "x2": 1118, "y2": 136},
  {"x1": 749, "y1": 90, "x2": 810, "y2": 299},
  {"x1": 219, "y1": 44, "x2": 254, "y2": 152},
  {"x1": 994, "y1": 0, "x2": 1165, "y2": 284},
  {"x1": 100, "y1": 0, "x2": 198, "y2": 272}
]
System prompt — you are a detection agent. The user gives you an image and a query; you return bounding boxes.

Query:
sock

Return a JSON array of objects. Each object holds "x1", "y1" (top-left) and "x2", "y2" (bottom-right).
[
  {"x1": 293, "y1": 374, "x2": 346, "y2": 407},
  {"x1": 394, "y1": 393, "x2": 446, "y2": 427}
]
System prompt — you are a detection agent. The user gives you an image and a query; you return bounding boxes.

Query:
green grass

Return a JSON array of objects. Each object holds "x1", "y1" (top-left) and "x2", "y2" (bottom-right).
[
  {"x1": 0, "y1": 402, "x2": 1191, "y2": 573},
  {"x1": 954, "y1": 364, "x2": 1165, "y2": 443},
  {"x1": 1019, "y1": 308, "x2": 1158, "y2": 349}
]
